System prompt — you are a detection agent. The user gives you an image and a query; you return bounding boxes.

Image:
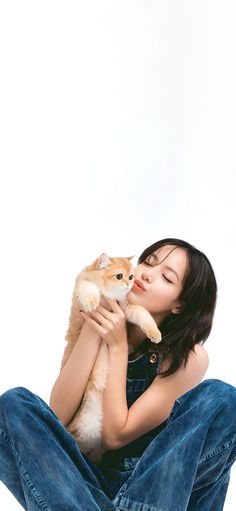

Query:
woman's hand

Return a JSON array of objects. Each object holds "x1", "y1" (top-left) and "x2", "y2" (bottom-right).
[{"x1": 80, "y1": 297, "x2": 128, "y2": 349}]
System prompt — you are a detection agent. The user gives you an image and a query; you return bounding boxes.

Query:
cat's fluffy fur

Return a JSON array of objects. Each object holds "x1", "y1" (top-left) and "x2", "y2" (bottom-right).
[{"x1": 61, "y1": 253, "x2": 162, "y2": 462}]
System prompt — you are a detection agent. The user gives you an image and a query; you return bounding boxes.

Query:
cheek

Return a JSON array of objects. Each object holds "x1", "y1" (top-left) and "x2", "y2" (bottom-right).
[
  {"x1": 151, "y1": 281, "x2": 168, "y2": 297},
  {"x1": 147, "y1": 284, "x2": 173, "y2": 306}
]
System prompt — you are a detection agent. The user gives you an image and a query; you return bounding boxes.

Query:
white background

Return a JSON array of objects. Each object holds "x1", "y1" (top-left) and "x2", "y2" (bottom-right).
[{"x1": 0, "y1": 1, "x2": 235, "y2": 509}]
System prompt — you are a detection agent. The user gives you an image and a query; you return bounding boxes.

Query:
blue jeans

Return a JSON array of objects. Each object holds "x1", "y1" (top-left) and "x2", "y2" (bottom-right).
[{"x1": 0, "y1": 354, "x2": 236, "y2": 510}]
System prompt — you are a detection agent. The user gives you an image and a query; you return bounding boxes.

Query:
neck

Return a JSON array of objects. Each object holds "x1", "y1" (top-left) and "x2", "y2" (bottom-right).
[{"x1": 127, "y1": 323, "x2": 146, "y2": 351}]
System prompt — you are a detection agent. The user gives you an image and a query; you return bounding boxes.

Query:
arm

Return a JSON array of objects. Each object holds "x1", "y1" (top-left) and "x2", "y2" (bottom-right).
[
  {"x1": 78, "y1": 300, "x2": 209, "y2": 450},
  {"x1": 78, "y1": 297, "x2": 130, "y2": 449},
  {"x1": 49, "y1": 321, "x2": 102, "y2": 426},
  {"x1": 101, "y1": 342, "x2": 129, "y2": 449},
  {"x1": 102, "y1": 344, "x2": 209, "y2": 450}
]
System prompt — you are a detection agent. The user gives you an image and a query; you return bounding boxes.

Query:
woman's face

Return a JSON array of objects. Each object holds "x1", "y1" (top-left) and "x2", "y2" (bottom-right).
[{"x1": 127, "y1": 244, "x2": 189, "y2": 322}]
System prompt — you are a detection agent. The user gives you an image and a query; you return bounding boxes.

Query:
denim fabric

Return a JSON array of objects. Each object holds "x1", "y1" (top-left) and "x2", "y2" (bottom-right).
[{"x1": 0, "y1": 348, "x2": 236, "y2": 511}]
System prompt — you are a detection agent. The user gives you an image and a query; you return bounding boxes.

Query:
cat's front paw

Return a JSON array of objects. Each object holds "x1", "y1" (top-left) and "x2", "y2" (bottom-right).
[
  {"x1": 144, "y1": 324, "x2": 162, "y2": 344},
  {"x1": 78, "y1": 296, "x2": 100, "y2": 312}
]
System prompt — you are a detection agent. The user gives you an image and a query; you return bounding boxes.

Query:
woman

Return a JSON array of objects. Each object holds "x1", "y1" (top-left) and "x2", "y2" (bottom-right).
[{"x1": 0, "y1": 238, "x2": 236, "y2": 511}]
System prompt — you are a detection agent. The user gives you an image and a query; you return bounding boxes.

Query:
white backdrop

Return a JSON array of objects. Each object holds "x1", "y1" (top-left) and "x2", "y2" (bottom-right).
[{"x1": 0, "y1": 1, "x2": 235, "y2": 509}]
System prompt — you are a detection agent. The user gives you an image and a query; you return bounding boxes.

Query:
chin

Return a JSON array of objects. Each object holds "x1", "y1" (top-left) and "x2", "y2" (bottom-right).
[{"x1": 126, "y1": 288, "x2": 140, "y2": 304}]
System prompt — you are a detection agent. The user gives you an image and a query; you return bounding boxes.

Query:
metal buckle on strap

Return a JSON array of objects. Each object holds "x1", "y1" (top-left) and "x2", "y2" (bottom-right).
[{"x1": 149, "y1": 353, "x2": 158, "y2": 363}]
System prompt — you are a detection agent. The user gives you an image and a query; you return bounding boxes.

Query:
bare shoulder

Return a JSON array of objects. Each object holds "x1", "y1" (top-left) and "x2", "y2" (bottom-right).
[
  {"x1": 192, "y1": 343, "x2": 209, "y2": 364},
  {"x1": 159, "y1": 343, "x2": 209, "y2": 373},
  {"x1": 156, "y1": 343, "x2": 209, "y2": 397},
  {"x1": 190, "y1": 343, "x2": 209, "y2": 374},
  {"x1": 155, "y1": 343, "x2": 210, "y2": 409}
]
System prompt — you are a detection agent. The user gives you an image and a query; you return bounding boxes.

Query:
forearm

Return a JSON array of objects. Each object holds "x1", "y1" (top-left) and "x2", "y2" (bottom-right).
[
  {"x1": 49, "y1": 322, "x2": 102, "y2": 426},
  {"x1": 101, "y1": 342, "x2": 129, "y2": 449}
]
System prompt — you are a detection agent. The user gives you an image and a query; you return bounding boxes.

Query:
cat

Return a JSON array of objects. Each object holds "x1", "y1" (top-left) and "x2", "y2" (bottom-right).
[{"x1": 61, "y1": 253, "x2": 162, "y2": 462}]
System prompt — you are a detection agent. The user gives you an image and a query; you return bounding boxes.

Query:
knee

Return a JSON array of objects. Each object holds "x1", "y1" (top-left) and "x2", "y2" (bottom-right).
[
  {"x1": 0, "y1": 386, "x2": 31, "y2": 402},
  {"x1": 0, "y1": 386, "x2": 34, "y2": 418},
  {"x1": 199, "y1": 378, "x2": 236, "y2": 400},
  {"x1": 194, "y1": 378, "x2": 236, "y2": 415},
  {"x1": 199, "y1": 379, "x2": 236, "y2": 434},
  {"x1": 178, "y1": 378, "x2": 236, "y2": 409}
]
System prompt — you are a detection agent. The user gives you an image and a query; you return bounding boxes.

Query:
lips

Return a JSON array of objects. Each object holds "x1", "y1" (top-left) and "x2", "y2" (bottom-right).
[{"x1": 134, "y1": 279, "x2": 146, "y2": 291}]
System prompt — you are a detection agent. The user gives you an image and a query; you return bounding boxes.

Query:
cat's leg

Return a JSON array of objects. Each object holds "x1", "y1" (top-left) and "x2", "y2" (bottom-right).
[
  {"x1": 121, "y1": 302, "x2": 162, "y2": 343},
  {"x1": 76, "y1": 279, "x2": 101, "y2": 312},
  {"x1": 67, "y1": 341, "x2": 109, "y2": 461},
  {"x1": 68, "y1": 385, "x2": 104, "y2": 456}
]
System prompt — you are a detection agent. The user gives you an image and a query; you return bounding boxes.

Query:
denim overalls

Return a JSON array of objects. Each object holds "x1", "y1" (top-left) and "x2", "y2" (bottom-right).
[
  {"x1": 96, "y1": 347, "x2": 167, "y2": 498},
  {"x1": 1, "y1": 347, "x2": 236, "y2": 511}
]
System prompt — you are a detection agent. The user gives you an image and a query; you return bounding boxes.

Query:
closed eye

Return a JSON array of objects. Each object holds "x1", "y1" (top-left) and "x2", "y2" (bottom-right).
[
  {"x1": 162, "y1": 274, "x2": 173, "y2": 284},
  {"x1": 143, "y1": 261, "x2": 173, "y2": 284}
]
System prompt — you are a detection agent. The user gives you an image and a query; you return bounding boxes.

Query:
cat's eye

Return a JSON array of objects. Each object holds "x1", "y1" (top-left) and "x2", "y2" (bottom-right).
[
  {"x1": 116, "y1": 273, "x2": 123, "y2": 280},
  {"x1": 129, "y1": 275, "x2": 134, "y2": 280}
]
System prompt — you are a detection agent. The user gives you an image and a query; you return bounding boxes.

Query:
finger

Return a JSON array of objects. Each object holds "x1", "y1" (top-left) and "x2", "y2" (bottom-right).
[
  {"x1": 80, "y1": 312, "x2": 107, "y2": 336},
  {"x1": 88, "y1": 309, "x2": 111, "y2": 327},
  {"x1": 96, "y1": 305, "x2": 114, "y2": 320},
  {"x1": 100, "y1": 297, "x2": 113, "y2": 312},
  {"x1": 103, "y1": 297, "x2": 120, "y2": 313},
  {"x1": 106, "y1": 298, "x2": 124, "y2": 316}
]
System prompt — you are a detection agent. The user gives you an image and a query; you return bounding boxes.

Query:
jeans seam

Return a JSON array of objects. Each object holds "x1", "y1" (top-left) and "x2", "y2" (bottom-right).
[
  {"x1": 114, "y1": 495, "x2": 168, "y2": 511},
  {"x1": 199, "y1": 434, "x2": 236, "y2": 464},
  {"x1": 0, "y1": 427, "x2": 50, "y2": 511},
  {"x1": 0, "y1": 427, "x2": 15, "y2": 450}
]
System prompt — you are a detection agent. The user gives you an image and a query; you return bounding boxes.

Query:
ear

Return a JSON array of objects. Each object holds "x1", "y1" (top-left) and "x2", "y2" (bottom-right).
[
  {"x1": 128, "y1": 254, "x2": 139, "y2": 267},
  {"x1": 171, "y1": 302, "x2": 185, "y2": 314},
  {"x1": 97, "y1": 253, "x2": 111, "y2": 269}
]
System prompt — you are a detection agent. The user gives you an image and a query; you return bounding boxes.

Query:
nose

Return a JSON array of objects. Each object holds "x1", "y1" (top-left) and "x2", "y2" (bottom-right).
[{"x1": 141, "y1": 267, "x2": 155, "y2": 283}]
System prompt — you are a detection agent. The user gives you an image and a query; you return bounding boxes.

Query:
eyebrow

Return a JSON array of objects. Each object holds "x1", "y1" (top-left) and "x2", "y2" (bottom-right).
[{"x1": 148, "y1": 253, "x2": 180, "y2": 282}]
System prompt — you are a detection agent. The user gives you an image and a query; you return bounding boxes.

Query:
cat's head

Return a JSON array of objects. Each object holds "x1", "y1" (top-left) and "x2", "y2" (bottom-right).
[{"x1": 86, "y1": 253, "x2": 137, "y2": 301}]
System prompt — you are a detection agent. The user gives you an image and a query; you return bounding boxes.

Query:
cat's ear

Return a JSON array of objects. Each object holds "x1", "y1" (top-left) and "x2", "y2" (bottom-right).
[
  {"x1": 128, "y1": 255, "x2": 139, "y2": 267},
  {"x1": 97, "y1": 253, "x2": 111, "y2": 269}
]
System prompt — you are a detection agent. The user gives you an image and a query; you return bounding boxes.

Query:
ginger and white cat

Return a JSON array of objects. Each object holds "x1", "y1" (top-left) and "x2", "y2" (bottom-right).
[{"x1": 61, "y1": 253, "x2": 162, "y2": 462}]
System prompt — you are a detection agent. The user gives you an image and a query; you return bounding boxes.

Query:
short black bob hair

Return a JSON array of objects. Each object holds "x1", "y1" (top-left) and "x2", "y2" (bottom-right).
[{"x1": 136, "y1": 237, "x2": 217, "y2": 378}]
